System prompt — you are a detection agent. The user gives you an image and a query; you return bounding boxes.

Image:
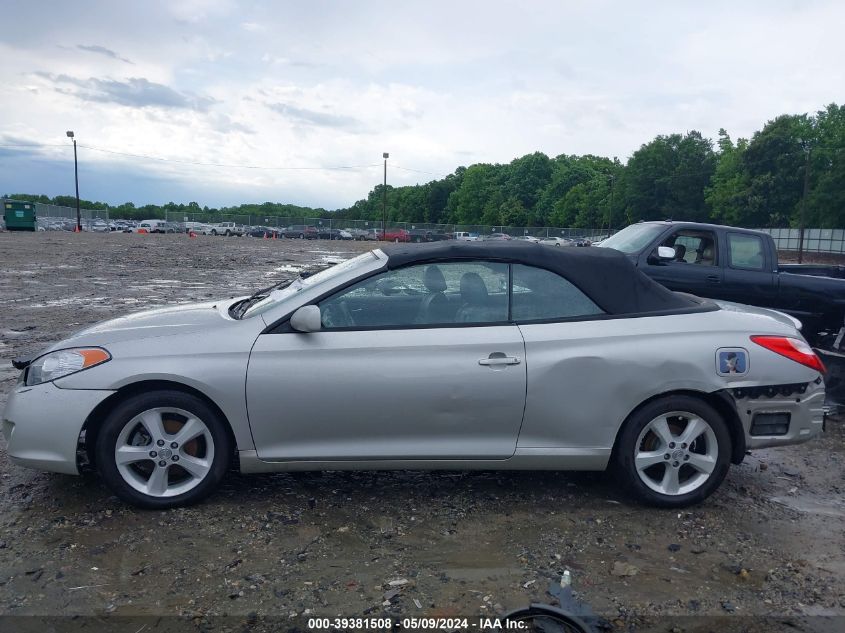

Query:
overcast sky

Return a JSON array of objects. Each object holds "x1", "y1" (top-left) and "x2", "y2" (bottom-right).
[{"x1": 0, "y1": 0, "x2": 843, "y2": 209}]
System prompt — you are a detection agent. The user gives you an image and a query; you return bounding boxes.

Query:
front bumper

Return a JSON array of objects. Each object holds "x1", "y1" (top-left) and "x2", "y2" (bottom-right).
[
  {"x1": 733, "y1": 378, "x2": 826, "y2": 450},
  {"x1": 2, "y1": 382, "x2": 115, "y2": 475}
]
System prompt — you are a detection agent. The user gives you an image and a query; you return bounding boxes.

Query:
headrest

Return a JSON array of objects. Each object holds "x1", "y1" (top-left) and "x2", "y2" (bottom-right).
[
  {"x1": 424, "y1": 265, "x2": 447, "y2": 292},
  {"x1": 460, "y1": 272, "x2": 488, "y2": 303}
]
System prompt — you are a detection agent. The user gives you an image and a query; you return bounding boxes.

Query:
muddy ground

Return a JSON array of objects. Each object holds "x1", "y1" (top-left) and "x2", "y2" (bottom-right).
[{"x1": 0, "y1": 232, "x2": 843, "y2": 632}]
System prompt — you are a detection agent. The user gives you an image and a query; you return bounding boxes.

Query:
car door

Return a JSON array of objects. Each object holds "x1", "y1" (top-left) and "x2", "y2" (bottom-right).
[
  {"x1": 245, "y1": 260, "x2": 527, "y2": 462},
  {"x1": 510, "y1": 264, "x2": 651, "y2": 453},
  {"x1": 719, "y1": 231, "x2": 779, "y2": 308},
  {"x1": 640, "y1": 227, "x2": 724, "y2": 297}
]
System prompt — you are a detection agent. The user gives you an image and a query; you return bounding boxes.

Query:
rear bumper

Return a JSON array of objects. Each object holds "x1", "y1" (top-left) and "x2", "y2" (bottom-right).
[
  {"x1": 733, "y1": 378, "x2": 826, "y2": 449},
  {"x1": 2, "y1": 382, "x2": 115, "y2": 475}
]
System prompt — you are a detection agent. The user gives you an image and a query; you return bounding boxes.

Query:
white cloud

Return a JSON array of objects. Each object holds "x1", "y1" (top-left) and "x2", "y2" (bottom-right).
[{"x1": 1, "y1": 0, "x2": 844, "y2": 208}]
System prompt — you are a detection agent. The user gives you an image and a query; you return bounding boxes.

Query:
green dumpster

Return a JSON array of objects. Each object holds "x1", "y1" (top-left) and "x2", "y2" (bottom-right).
[{"x1": 3, "y1": 201, "x2": 37, "y2": 231}]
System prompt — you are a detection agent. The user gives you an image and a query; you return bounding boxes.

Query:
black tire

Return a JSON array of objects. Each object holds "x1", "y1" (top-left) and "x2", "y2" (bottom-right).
[
  {"x1": 299, "y1": 233, "x2": 304, "y2": 239},
  {"x1": 225, "y1": 230, "x2": 231, "y2": 237},
  {"x1": 613, "y1": 395, "x2": 731, "y2": 508},
  {"x1": 211, "y1": 230, "x2": 217, "y2": 236},
  {"x1": 95, "y1": 390, "x2": 232, "y2": 509}
]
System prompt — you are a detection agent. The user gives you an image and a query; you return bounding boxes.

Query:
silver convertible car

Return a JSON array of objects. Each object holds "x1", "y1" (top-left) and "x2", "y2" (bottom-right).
[{"x1": 3, "y1": 242, "x2": 826, "y2": 508}]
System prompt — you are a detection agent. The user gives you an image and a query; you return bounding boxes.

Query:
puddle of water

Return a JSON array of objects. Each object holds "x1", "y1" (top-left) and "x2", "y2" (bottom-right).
[
  {"x1": 770, "y1": 495, "x2": 845, "y2": 518},
  {"x1": 273, "y1": 264, "x2": 306, "y2": 274},
  {"x1": 29, "y1": 296, "x2": 111, "y2": 308}
]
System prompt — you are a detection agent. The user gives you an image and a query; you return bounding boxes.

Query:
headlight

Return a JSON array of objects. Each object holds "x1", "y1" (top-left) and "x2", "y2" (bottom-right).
[{"x1": 25, "y1": 348, "x2": 111, "y2": 386}]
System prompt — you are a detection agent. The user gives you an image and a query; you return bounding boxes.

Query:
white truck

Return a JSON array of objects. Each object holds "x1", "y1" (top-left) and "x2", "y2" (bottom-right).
[{"x1": 210, "y1": 222, "x2": 245, "y2": 236}]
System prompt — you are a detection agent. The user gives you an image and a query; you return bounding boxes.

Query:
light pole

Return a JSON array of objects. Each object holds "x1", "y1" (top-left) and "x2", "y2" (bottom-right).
[
  {"x1": 797, "y1": 144, "x2": 812, "y2": 264},
  {"x1": 382, "y1": 152, "x2": 389, "y2": 240},
  {"x1": 66, "y1": 131, "x2": 81, "y2": 231}
]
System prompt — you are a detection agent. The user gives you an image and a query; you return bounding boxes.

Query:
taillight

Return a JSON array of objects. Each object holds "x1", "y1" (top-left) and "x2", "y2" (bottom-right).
[{"x1": 750, "y1": 336, "x2": 826, "y2": 373}]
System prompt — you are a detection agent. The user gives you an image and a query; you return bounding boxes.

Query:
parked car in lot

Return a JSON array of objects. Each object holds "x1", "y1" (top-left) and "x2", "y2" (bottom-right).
[
  {"x1": 344, "y1": 228, "x2": 372, "y2": 241},
  {"x1": 454, "y1": 231, "x2": 480, "y2": 241},
  {"x1": 541, "y1": 237, "x2": 574, "y2": 247},
  {"x1": 281, "y1": 225, "x2": 319, "y2": 239},
  {"x1": 367, "y1": 228, "x2": 384, "y2": 240},
  {"x1": 133, "y1": 219, "x2": 170, "y2": 233},
  {"x1": 384, "y1": 228, "x2": 411, "y2": 242},
  {"x1": 407, "y1": 229, "x2": 453, "y2": 243},
  {"x1": 485, "y1": 232, "x2": 512, "y2": 241},
  {"x1": 316, "y1": 227, "x2": 353, "y2": 240},
  {"x1": 3, "y1": 242, "x2": 826, "y2": 509},
  {"x1": 246, "y1": 226, "x2": 280, "y2": 238},
  {"x1": 85, "y1": 220, "x2": 111, "y2": 233},
  {"x1": 184, "y1": 222, "x2": 214, "y2": 235},
  {"x1": 210, "y1": 222, "x2": 244, "y2": 237},
  {"x1": 515, "y1": 235, "x2": 542, "y2": 243}
]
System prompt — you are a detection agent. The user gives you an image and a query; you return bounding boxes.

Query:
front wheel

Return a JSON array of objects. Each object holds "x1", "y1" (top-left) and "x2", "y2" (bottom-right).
[
  {"x1": 225, "y1": 230, "x2": 231, "y2": 237},
  {"x1": 614, "y1": 395, "x2": 731, "y2": 507},
  {"x1": 95, "y1": 390, "x2": 232, "y2": 509},
  {"x1": 211, "y1": 230, "x2": 217, "y2": 236}
]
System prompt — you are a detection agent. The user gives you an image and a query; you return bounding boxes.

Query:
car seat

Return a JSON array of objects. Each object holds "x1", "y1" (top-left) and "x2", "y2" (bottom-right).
[
  {"x1": 698, "y1": 243, "x2": 715, "y2": 265},
  {"x1": 416, "y1": 265, "x2": 451, "y2": 323},
  {"x1": 455, "y1": 272, "x2": 507, "y2": 323}
]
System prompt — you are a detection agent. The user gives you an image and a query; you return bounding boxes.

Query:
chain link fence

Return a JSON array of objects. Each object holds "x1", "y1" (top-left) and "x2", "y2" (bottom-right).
[
  {"x1": 162, "y1": 211, "x2": 612, "y2": 242},
  {"x1": 5, "y1": 199, "x2": 844, "y2": 253},
  {"x1": 757, "y1": 227, "x2": 845, "y2": 254}
]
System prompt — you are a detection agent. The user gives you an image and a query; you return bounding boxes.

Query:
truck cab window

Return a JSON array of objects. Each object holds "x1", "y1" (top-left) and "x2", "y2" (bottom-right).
[
  {"x1": 661, "y1": 230, "x2": 718, "y2": 266},
  {"x1": 728, "y1": 233, "x2": 765, "y2": 270}
]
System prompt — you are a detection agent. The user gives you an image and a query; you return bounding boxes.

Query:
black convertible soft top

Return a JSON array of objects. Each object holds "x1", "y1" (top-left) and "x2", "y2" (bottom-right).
[{"x1": 382, "y1": 241, "x2": 698, "y2": 315}]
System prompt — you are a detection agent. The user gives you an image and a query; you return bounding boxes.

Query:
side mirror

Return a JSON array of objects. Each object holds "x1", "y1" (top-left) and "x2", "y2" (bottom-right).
[
  {"x1": 290, "y1": 305, "x2": 322, "y2": 333},
  {"x1": 657, "y1": 246, "x2": 676, "y2": 260},
  {"x1": 647, "y1": 246, "x2": 676, "y2": 265}
]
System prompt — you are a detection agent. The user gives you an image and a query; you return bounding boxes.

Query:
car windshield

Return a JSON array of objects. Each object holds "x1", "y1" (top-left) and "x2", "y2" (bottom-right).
[
  {"x1": 241, "y1": 251, "x2": 379, "y2": 318},
  {"x1": 597, "y1": 223, "x2": 665, "y2": 254}
]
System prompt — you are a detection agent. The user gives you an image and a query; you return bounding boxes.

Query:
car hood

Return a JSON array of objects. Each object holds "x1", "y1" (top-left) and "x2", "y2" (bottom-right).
[{"x1": 46, "y1": 299, "x2": 239, "y2": 350}]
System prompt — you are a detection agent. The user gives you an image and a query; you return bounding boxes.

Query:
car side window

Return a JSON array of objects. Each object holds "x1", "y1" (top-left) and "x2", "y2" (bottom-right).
[
  {"x1": 661, "y1": 230, "x2": 718, "y2": 266},
  {"x1": 318, "y1": 262, "x2": 509, "y2": 328},
  {"x1": 511, "y1": 265, "x2": 604, "y2": 321},
  {"x1": 728, "y1": 233, "x2": 765, "y2": 270}
]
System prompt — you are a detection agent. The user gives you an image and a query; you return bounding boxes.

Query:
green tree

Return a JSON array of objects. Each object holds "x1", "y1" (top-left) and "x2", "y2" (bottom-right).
[
  {"x1": 705, "y1": 129, "x2": 751, "y2": 225},
  {"x1": 619, "y1": 131, "x2": 716, "y2": 224}
]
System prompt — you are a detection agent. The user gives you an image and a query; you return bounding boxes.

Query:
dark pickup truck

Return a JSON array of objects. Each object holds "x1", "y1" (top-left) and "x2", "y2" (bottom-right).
[{"x1": 598, "y1": 221, "x2": 845, "y2": 401}]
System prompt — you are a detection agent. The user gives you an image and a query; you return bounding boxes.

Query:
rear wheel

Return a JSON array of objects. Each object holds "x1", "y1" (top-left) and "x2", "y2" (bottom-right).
[
  {"x1": 95, "y1": 390, "x2": 231, "y2": 509},
  {"x1": 211, "y1": 230, "x2": 217, "y2": 236},
  {"x1": 225, "y1": 230, "x2": 231, "y2": 237},
  {"x1": 614, "y1": 396, "x2": 731, "y2": 507}
]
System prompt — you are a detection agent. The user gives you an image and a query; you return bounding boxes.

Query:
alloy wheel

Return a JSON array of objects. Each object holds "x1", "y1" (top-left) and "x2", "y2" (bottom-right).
[
  {"x1": 633, "y1": 410, "x2": 718, "y2": 496},
  {"x1": 114, "y1": 407, "x2": 215, "y2": 498}
]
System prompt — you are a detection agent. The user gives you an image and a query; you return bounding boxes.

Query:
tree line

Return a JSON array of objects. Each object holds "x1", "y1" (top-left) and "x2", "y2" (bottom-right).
[{"x1": 7, "y1": 103, "x2": 843, "y2": 229}]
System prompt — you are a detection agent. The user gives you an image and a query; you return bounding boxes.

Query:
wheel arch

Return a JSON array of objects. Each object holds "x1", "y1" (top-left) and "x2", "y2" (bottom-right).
[
  {"x1": 610, "y1": 389, "x2": 746, "y2": 466},
  {"x1": 78, "y1": 379, "x2": 238, "y2": 471}
]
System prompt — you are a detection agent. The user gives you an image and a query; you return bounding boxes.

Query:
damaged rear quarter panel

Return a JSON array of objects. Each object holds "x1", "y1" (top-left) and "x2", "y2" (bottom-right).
[{"x1": 515, "y1": 309, "x2": 814, "y2": 451}]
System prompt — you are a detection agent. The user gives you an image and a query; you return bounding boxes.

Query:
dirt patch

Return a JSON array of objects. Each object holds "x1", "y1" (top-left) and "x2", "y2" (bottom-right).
[{"x1": 0, "y1": 232, "x2": 842, "y2": 627}]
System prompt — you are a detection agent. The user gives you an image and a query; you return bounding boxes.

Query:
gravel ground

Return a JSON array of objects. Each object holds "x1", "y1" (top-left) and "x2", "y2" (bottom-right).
[{"x1": 0, "y1": 231, "x2": 843, "y2": 631}]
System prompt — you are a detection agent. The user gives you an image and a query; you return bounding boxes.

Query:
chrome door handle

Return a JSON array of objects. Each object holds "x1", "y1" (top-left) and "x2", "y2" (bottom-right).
[{"x1": 479, "y1": 354, "x2": 521, "y2": 366}]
